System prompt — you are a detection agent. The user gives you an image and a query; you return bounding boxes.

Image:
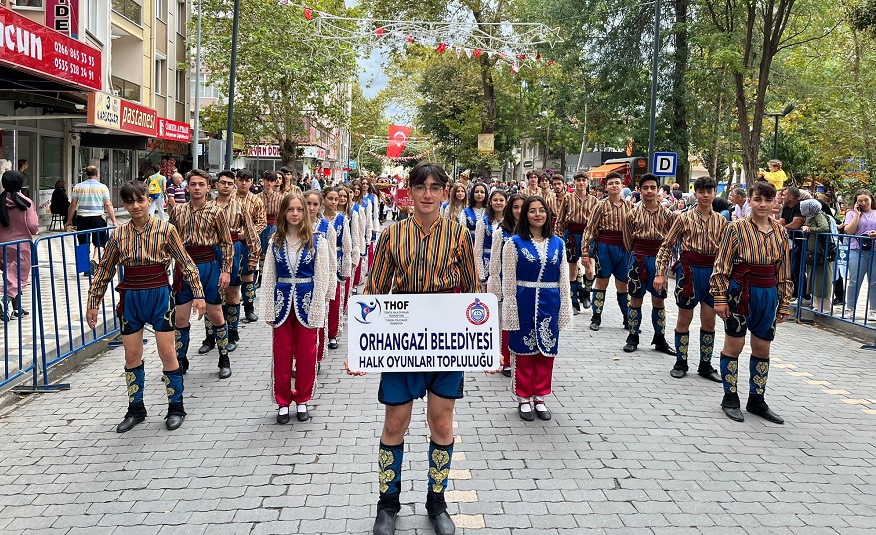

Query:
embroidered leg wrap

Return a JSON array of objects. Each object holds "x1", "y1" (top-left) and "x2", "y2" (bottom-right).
[
  {"x1": 592, "y1": 289, "x2": 606, "y2": 316},
  {"x1": 214, "y1": 323, "x2": 230, "y2": 364},
  {"x1": 162, "y1": 367, "x2": 186, "y2": 417},
  {"x1": 720, "y1": 353, "x2": 740, "y2": 408},
  {"x1": 570, "y1": 280, "x2": 579, "y2": 305},
  {"x1": 426, "y1": 440, "x2": 454, "y2": 517},
  {"x1": 226, "y1": 303, "x2": 240, "y2": 332},
  {"x1": 243, "y1": 281, "x2": 256, "y2": 307},
  {"x1": 377, "y1": 441, "x2": 403, "y2": 515},
  {"x1": 749, "y1": 356, "x2": 769, "y2": 395},
  {"x1": 652, "y1": 307, "x2": 667, "y2": 340},
  {"x1": 674, "y1": 331, "x2": 689, "y2": 367},
  {"x1": 583, "y1": 275, "x2": 594, "y2": 292},
  {"x1": 627, "y1": 306, "x2": 641, "y2": 336},
  {"x1": 175, "y1": 326, "x2": 190, "y2": 372},
  {"x1": 617, "y1": 292, "x2": 629, "y2": 322},
  {"x1": 700, "y1": 330, "x2": 715, "y2": 366},
  {"x1": 124, "y1": 363, "x2": 147, "y2": 418}
]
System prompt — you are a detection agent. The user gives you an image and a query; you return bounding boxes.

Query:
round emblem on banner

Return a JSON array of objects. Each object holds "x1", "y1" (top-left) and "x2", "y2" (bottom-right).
[{"x1": 466, "y1": 299, "x2": 489, "y2": 325}]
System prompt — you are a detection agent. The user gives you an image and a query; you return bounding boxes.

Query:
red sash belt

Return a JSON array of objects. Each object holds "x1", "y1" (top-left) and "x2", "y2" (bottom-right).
[
  {"x1": 673, "y1": 251, "x2": 717, "y2": 299},
  {"x1": 566, "y1": 223, "x2": 586, "y2": 234},
  {"x1": 186, "y1": 246, "x2": 215, "y2": 264},
  {"x1": 632, "y1": 239, "x2": 663, "y2": 282},
  {"x1": 266, "y1": 214, "x2": 277, "y2": 226},
  {"x1": 731, "y1": 264, "x2": 777, "y2": 316},
  {"x1": 596, "y1": 230, "x2": 624, "y2": 247},
  {"x1": 115, "y1": 264, "x2": 169, "y2": 318}
]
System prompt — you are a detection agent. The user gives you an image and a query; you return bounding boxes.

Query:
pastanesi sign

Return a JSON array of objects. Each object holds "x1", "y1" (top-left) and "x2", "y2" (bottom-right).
[{"x1": 347, "y1": 293, "x2": 500, "y2": 373}]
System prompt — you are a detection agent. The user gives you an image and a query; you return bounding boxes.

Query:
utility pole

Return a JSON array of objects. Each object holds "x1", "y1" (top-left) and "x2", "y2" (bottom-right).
[
  {"x1": 647, "y1": 0, "x2": 661, "y2": 172},
  {"x1": 224, "y1": 0, "x2": 241, "y2": 169}
]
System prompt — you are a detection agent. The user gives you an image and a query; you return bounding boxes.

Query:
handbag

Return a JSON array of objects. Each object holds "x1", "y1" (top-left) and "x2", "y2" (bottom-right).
[{"x1": 805, "y1": 226, "x2": 837, "y2": 265}]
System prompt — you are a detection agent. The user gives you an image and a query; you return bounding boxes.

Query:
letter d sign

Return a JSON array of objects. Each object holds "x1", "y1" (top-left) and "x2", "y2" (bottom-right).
[{"x1": 653, "y1": 152, "x2": 678, "y2": 177}]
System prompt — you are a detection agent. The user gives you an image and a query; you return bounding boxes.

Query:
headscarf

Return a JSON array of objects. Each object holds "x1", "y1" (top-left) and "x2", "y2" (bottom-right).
[
  {"x1": 800, "y1": 198, "x2": 822, "y2": 218},
  {"x1": 622, "y1": 187, "x2": 632, "y2": 199},
  {"x1": 0, "y1": 171, "x2": 32, "y2": 228},
  {"x1": 55, "y1": 180, "x2": 65, "y2": 189}
]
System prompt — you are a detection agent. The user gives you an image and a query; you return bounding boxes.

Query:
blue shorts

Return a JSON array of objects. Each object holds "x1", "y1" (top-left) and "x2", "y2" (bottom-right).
[
  {"x1": 260, "y1": 225, "x2": 277, "y2": 258},
  {"x1": 239, "y1": 243, "x2": 255, "y2": 278},
  {"x1": 628, "y1": 255, "x2": 666, "y2": 299},
  {"x1": 378, "y1": 371, "x2": 465, "y2": 406},
  {"x1": 119, "y1": 286, "x2": 175, "y2": 336},
  {"x1": 176, "y1": 260, "x2": 221, "y2": 305},
  {"x1": 594, "y1": 241, "x2": 632, "y2": 281},
  {"x1": 724, "y1": 280, "x2": 779, "y2": 341},
  {"x1": 564, "y1": 231, "x2": 583, "y2": 263},
  {"x1": 674, "y1": 264, "x2": 715, "y2": 309},
  {"x1": 223, "y1": 241, "x2": 243, "y2": 287}
]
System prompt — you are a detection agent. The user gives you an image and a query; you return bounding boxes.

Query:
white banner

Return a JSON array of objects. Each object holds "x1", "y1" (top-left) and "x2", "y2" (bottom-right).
[{"x1": 347, "y1": 293, "x2": 500, "y2": 373}]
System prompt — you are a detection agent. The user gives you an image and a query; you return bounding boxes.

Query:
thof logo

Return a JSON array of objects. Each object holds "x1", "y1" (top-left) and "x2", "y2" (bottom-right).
[
  {"x1": 355, "y1": 299, "x2": 381, "y2": 324},
  {"x1": 466, "y1": 298, "x2": 489, "y2": 325}
]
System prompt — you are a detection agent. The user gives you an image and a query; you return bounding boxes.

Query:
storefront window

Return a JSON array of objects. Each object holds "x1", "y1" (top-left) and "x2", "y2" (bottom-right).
[
  {"x1": 12, "y1": 0, "x2": 44, "y2": 8},
  {"x1": 111, "y1": 150, "x2": 134, "y2": 208},
  {"x1": 40, "y1": 137, "x2": 63, "y2": 191}
]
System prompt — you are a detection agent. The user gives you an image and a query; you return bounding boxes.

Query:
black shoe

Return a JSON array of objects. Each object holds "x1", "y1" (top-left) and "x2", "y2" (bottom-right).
[
  {"x1": 372, "y1": 509, "x2": 397, "y2": 535},
  {"x1": 243, "y1": 309, "x2": 259, "y2": 323},
  {"x1": 670, "y1": 363, "x2": 687, "y2": 379},
  {"x1": 178, "y1": 357, "x2": 189, "y2": 374},
  {"x1": 722, "y1": 393, "x2": 744, "y2": 422},
  {"x1": 227, "y1": 330, "x2": 239, "y2": 352},
  {"x1": 198, "y1": 338, "x2": 215, "y2": 354},
  {"x1": 623, "y1": 333, "x2": 639, "y2": 353},
  {"x1": 534, "y1": 402, "x2": 552, "y2": 421},
  {"x1": 572, "y1": 301, "x2": 581, "y2": 315},
  {"x1": 226, "y1": 340, "x2": 237, "y2": 352},
  {"x1": 518, "y1": 403, "x2": 534, "y2": 421},
  {"x1": 428, "y1": 511, "x2": 456, "y2": 535},
  {"x1": 746, "y1": 394, "x2": 784, "y2": 424},
  {"x1": 116, "y1": 415, "x2": 145, "y2": 433},
  {"x1": 579, "y1": 289, "x2": 591, "y2": 309},
  {"x1": 698, "y1": 364, "x2": 722, "y2": 383},
  {"x1": 277, "y1": 410, "x2": 290, "y2": 425},
  {"x1": 652, "y1": 336, "x2": 677, "y2": 356},
  {"x1": 589, "y1": 321, "x2": 600, "y2": 331},
  {"x1": 218, "y1": 357, "x2": 232, "y2": 379},
  {"x1": 329, "y1": 338, "x2": 339, "y2": 349},
  {"x1": 296, "y1": 406, "x2": 310, "y2": 422},
  {"x1": 165, "y1": 413, "x2": 184, "y2": 430},
  {"x1": 501, "y1": 366, "x2": 512, "y2": 377}
]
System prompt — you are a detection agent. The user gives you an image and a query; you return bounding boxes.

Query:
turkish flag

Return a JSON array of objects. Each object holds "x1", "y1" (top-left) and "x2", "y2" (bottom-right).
[{"x1": 387, "y1": 125, "x2": 412, "y2": 158}]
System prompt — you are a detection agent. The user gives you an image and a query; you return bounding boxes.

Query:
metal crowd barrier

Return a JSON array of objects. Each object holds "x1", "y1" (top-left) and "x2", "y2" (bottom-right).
[{"x1": 0, "y1": 227, "x2": 119, "y2": 392}]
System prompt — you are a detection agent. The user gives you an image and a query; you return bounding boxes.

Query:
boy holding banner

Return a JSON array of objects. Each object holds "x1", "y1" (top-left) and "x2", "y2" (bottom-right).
[{"x1": 347, "y1": 162, "x2": 478, "y2": 535}]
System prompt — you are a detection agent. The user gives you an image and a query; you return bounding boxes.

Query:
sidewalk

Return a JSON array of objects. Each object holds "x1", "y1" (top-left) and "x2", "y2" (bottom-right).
[{"x1": 0, "y1": 277, "x2": 874, "y2": 534}]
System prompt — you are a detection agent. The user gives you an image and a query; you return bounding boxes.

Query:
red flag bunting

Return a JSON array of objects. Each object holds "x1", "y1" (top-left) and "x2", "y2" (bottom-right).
[{"x1": 387, "y1": 125, "x2": 412, "y2": 158}]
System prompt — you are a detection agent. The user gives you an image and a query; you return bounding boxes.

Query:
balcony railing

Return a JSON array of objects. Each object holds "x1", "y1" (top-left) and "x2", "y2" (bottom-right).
[{"x1": 112, "y1": 0, "x2": 142, "y2": 24}]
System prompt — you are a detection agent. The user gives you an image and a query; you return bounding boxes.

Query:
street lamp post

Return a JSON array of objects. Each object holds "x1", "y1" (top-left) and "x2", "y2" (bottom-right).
[
  {"x1": 224, "y1": 0, "x2": 242, "y2": 169},
  {"x1": 647, "y1": 0, "x2": 661, "y2": 173},
  {"x1": 765, "y1": 103, "x2": 795, "y2": 161}
]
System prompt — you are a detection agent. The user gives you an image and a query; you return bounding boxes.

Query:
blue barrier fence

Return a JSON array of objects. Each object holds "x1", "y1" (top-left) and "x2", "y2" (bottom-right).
[{"x1": 0, "y1": 227, "x2": 119, "y2": 392}]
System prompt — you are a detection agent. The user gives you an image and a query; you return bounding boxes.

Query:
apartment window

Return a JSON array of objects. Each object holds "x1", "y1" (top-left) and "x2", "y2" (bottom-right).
[
  {"x1": 176, "y1": 0, "x2": 186, "y2": 34},
  {"x1": 85, "y1": 0, "x2": 100, "y2": 35},
  {"x1": 111, "y1": 76, "x2": 141, "y2": 102},
  {"x1": 12, "y1": 0, "x2": 43, "y2": 8},
  {"x1": 176, "y1": 71, "x2": 186, "y2": 103},
  {"x1": 155, "y1": 0, "x2": 164, "y2": 21},
  {"x1": 155, "y1": 59, "x2": 165, "y2": 95},
  {"x1": 112, "y1": 0, "x2": 142, "y2": 24}
]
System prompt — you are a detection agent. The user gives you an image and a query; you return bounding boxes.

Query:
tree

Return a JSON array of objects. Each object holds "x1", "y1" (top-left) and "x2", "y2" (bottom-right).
[
  {"x1": 349, "y1": 84, "x2": 390, "y2": 177},
  {"x1": 197, "y1": 0, "x2": 356, "y2": 166}
]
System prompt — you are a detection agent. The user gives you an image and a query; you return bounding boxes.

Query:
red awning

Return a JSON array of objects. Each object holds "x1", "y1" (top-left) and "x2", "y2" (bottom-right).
[{"x1": 588, "y1": 162, "x2": 628, "y2": 180}]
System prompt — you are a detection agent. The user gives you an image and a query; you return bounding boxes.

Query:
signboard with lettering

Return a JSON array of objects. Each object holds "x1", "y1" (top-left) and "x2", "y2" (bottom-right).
[
  {"x1": 247, "y1": 145, "x2": 281, "y2": 158},
  {"x1": 347, "y1": 293, "x2": 500, "y2": 373},
  {"x1": 157, "y1": 117, "x2": 191, "y2": 142},
  {"x1": 87, "y1": 92, "x2": 158, "y2": 137},
  {"x1": 395, "y1": 188, "x2": 413, "y2": 208},
  {"x1": 0, "y1": 5, "x2": 101, "y2": 91},
  {"x1": 46, "y1": 0, "x2": 79, "y2": 39},
  {"x1": 120, "y1": 100, "x2": 157, "y2": 136}
]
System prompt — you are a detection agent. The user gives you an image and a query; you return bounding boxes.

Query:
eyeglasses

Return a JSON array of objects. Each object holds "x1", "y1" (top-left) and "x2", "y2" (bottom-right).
[{"x1": 412, "y1": 184, "x2": 444, "y2": 194}]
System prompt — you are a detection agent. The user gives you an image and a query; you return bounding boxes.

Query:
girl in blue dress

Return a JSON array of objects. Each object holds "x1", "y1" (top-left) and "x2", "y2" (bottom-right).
[
  {"x1": 462, "y1": 183, "x2": 488, "y2": 240},
  {"x1": 488, "y1": 193, "x2": 526, "y2": 377},
  {"x1": 474, "y1": 189, "x2": 508, "y2": 290},
  {"x1": 501, "y1": 196, "x2": 573, "y2": 421}
]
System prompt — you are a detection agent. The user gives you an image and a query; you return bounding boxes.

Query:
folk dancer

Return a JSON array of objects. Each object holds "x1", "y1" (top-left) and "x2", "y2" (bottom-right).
[
  {"x1": 555, "y1": 172, "x2": 598, "y2": 314},
  {"x1": 521, "y1": 170, "x2": 541, "y2": 198},
  {"x1": 580, "y1": 172, "x2": 633, "y2": 331},
  {"x1": 621, "y1": 173, "x2": 676, "y2": 354},
  {"x1": 86, "y1": 181, "x2": 204, "y2": 433},
  {"x1": 488, "y1": 194, "x2": 526, "y2": 378},
  {"x1": 362, "y1": 177, "x2": 381, "y2": 271},
  {"x1": 462, "y1": 183, "x2": 489, "y2": 244},
  {"x1": 654, "y1": 176, "x2": 726, "y2": 382},
  {"x1": 323, "y1": 187, "x2": 353, "y2": 350},
  {"x1": 443, "y1": 182, "x2": 467, "y2": 224},
  {"x1": 304, "y1": 190, "x2": 338, "y2": 370},
  {"x1": 500, "y1": 196, "x2": 573, "y2": 421},
  {"x1": 711, "y1": 181, "x2": 792, "y2": 424},
  {"x1": 474, "y1": 189, "x2": 508, "y2": 291},
  {"x1": 337, "y1": 185, "x2": 363, "y2": 310},
  {"x1": 259, "y1": 192, "x2": 333, "y2": 424},
  {"x1": 166, "y1": 169, "x2": 234, "y2": 379},
  {"x1": 234, "y1": 169, "x2": 267, "y2": 322},
  {"x1": 346, "y1": 163, "x2": 478, "y2": 535},
  {"x1": 350, "y1": 180, "x2": 372, "y2": 289},
  {"x1": 257, "y1": 170, "x2": 282, "y2": 286}
]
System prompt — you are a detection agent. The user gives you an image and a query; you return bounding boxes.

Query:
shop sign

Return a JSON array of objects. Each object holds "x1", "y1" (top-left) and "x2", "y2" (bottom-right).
[
  {"x1": 120, "y1": 100, "x2": 157, "y2": 136},
  {"x1": 247, "y1": 145, "x2": 280, "y2": 158},
  {"x1": 88, "y1": 92, "x2": 158, "y2": 136},
  {"x1": 0, "y1": 6, "x2": 101, "y2": 91},
  {"x1": 302, "y1": 146, "x2": 326, "y2": 160},
  {"x1": 157, "y1": 117, "x2": 191, "y2": 142},
  {"x1": 46, "y1": 0, "x2": 79, "y2": 39}
]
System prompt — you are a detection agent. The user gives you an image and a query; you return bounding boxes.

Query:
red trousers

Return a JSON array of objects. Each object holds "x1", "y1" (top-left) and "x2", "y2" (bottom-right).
[
  {"x1": 366, "y1": 242, "x2": 375, "y2": 271},
  {"x1": 344, "y1": 277, "x2": 352, "y2": 313},
  {"x1": 273, "y1": 314, "x2": 318, "y2": 406},
  {"x1": 328, "y1": 283, "x2": 342, "y2": 338},
  {"x1": 353, "y1": 258, "x2": 363, "y2": 287},
  {"x1": 513, "y1": 353, "x2": 554, "y2": 399},
  {"x1": 500, "y1": 330, "x2": 511, "y2": 368}
]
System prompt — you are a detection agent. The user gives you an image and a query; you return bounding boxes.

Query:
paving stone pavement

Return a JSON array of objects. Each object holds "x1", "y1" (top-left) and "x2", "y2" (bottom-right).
[{"x1": 0, "y1": 278, "x2": 875, "y2": 535}]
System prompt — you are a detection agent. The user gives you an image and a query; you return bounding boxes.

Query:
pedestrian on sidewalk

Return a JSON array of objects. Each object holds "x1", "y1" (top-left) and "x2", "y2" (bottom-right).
[
  {"x1": 86, "y1": 180, "x2": 205, "y2": 433},
  {"x1": 500, "y1": 195, "x2": 573, "y2": 421},
  {"x1": 258, "y1": 192, "x2": 332, "y2": 424},
  {"x1": 488, "y1": 193, "x2": 525, "y2": 377},
  {"x1": 711, "y1": 181, "x2": 792, "y2": 424},
  {"x1": 147, "y1": 166, "x2": 167, "y2": 220},
  {"x1": 0, "y1": 171, "x2": 39, "y2": 320},
  {"x1": 66, "y1": 165, "x2": 118, "y2": 272},
  {"x1": 346, "y1": 162, "x2": 478, "y2": 535}
]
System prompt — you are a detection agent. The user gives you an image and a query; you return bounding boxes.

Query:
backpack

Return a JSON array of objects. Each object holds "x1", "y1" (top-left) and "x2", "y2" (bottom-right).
[{"x1": 148, "y1": 174, "x2": 162, "y2": 195}]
